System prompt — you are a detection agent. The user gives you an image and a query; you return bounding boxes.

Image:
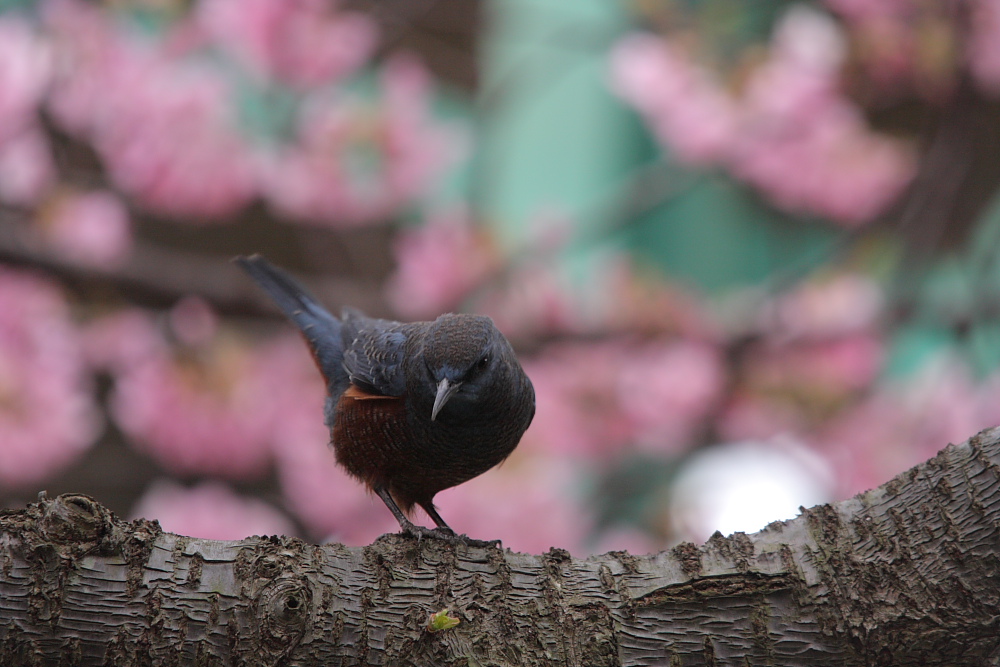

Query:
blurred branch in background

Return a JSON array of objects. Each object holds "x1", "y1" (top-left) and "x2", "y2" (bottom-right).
[{"x1": 3, "y1": 0, "x2": 1000, "y2": 557}]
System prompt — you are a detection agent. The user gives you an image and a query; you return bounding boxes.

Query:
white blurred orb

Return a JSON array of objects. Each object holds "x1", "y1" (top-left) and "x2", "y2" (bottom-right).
[{"x1": 669, "y1": 438, "x2": 832, "y2": 543}]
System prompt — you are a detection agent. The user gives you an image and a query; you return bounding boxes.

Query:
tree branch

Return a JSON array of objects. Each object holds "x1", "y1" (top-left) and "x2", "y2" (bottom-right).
[
  {"x1": 0, "y1": 215, "x2": 390, "y2": 317},
  {"x1": 3, "y1": 427, "x2": 1000, "y2": 665}
]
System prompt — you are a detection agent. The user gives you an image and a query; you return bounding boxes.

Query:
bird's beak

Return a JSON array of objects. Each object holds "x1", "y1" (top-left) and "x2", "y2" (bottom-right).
[{"x1": 431, "y1": 378, "x2": 462, "y2": 421}]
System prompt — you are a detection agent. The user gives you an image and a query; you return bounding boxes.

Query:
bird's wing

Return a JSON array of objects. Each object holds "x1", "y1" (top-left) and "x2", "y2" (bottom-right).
[{"x1": 341, "y1": 309, "x2": 411, "y2": 397}]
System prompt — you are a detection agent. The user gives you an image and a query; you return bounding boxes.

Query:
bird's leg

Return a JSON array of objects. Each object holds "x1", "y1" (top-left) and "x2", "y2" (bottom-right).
[
  {"x1": 418, "y1": 502, "x2": 455, "y2": 536},
  {"x1": 374, "y1": 486, "x2": 451, "y2": 542},
  {"x1": 374, "y1": 487, "x2": 498, "y2": 547}
]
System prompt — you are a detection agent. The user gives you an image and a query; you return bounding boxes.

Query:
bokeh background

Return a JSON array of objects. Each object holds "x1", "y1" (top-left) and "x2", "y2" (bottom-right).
[{"x1": 2, "y1": 0, "x2": 1000, "y2": 555}]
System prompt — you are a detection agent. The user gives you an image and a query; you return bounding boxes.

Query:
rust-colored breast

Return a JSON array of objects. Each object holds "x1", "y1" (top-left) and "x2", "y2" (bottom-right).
[{"x1": 331, "y1": 384, "x2": 410, "y2": 493}]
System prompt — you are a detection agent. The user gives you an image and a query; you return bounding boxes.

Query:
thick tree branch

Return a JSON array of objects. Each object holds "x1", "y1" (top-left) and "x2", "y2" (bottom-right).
[{"x1": 3, "y1": 427, "x2": 1000, "y2": 665}]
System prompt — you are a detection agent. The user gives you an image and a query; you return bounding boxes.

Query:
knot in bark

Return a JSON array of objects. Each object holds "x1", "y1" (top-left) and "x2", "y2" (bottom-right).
[{"x1": 41, "y1": 494, "x2": 108, "y2": 545}]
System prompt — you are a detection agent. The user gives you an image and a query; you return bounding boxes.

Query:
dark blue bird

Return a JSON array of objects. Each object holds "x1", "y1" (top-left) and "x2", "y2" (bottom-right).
[{"x1": 237, "y1": 255, "x2": 535, "y2": 542}]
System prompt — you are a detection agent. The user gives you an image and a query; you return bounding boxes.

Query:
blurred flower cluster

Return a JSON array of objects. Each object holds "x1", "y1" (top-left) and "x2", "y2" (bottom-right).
[
  {"x1": 2, "y1": 0, "x2": 999, "y2": 558},
  {"x1": 610, "y1": 0, "x2": 1000, "y2": 226},
  {"x1": 1, "y1": 0, "x2": 459, "y2": 241}
]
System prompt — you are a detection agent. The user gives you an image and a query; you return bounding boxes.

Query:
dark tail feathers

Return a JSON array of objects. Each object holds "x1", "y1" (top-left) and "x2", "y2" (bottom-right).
[{"x1": 236, "y1": 255, "x2": 346, "y2": 389}]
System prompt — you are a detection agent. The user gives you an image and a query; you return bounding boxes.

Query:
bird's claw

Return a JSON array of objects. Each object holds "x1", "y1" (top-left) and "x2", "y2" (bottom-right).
[{"x1": 400, "y1": 524, "x2": 500, "y2": 548}]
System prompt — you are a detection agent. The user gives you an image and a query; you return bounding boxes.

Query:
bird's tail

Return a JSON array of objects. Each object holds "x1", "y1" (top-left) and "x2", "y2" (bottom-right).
[{"x1": 236, "y1": 255, "x2": 346, "y2": 390}]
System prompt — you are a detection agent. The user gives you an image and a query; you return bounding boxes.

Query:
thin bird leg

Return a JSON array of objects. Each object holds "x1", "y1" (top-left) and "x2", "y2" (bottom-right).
[
  {"x1": 373, "y1": 486, "x2": 417, "y2": 530},
  {"x1": 373, "y1": 486, "x2": 447, "y2": 541},
  {"x1": 418, "y1": 501, "x2": 455, "y2": 535},
  {"x1": 374, "y1": 486, "x2": 496, "y2": 546}
]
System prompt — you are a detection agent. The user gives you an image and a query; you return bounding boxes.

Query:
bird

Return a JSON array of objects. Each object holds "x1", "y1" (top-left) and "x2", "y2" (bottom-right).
[{"x1": 236, "y1": 255, "x2": 535, "y2": 543}]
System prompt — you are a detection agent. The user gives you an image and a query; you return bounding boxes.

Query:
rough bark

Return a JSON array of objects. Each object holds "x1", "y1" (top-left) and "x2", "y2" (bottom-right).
[{"x1": 3, "y1": 428, "x2": 1000, "y2": 666}]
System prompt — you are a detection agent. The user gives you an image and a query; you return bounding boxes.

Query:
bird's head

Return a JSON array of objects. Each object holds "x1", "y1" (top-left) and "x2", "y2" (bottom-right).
[{"x1": 419, "y1": 314, "x2": 521, "y2": 423}]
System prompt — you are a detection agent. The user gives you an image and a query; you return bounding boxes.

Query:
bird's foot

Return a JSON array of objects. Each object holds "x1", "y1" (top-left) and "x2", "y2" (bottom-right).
[{"x1": 400, "y1": 523, "x2": 500, "y2": 548}]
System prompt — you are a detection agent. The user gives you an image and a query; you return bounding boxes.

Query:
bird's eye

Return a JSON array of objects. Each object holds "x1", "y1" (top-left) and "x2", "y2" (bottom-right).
[{"x1": 477, "y1": 355, "x2": 490, "y2": 371}]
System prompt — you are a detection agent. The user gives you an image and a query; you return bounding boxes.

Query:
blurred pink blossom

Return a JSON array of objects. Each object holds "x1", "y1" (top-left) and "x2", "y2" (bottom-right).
[
  {"x1": 610, "y1": 7, "x2": 916, "y2": 224},
  {"x1": 968, "y1": 0, "x2": 1000, "y2": 94},
  {"x1": 478, "y1": 251, "x2": 662, "y2": 341},
  {"x1": 734, "y1": 7, "x2": 915, "y2": 224},
  {"x1": 131, "y1": 479, "x2": 295, "y2": 540},
  {"x1": 92, "y1": 307, "x2": 277, "y2": 479},
  {"x1": 196, "y1": 0, "x2": 377, "y2": 88},
  {"x1": 41, "y1": 189, "x2": 133, "y2": 266},
  {"x1": 821, "y1": 359, "x2": 986, "y2": 497},
  {"x1": 386, "y1": 208, "x2": 499, "y2": 318},
  {"x1": 44, "y1": 0, "x2": 257, "y2": 219},
  {"x1": 82, "y1": 308, "x2": 170, "y2": 373},
  {"x1": 610, "y1": 34, "x2": 736, "y2": 164},
  {"x1": 732, "y1": 274, "x2": 887, "y2": 419},
  {"x1": 0, "y1": 127, "x2": 57, "y2": 206},
  {"x1": 0, "y1": 265, "x2": 101, "y2": 487},
  {"x1": 744, "y1": 334, "x2": 884, "y2": 405},
  {"x1": 523, "y1": 338, "x2": 724, "y2": 459},
  {"x1": 717, "y1": 395, "x2": 809, "y2": 443},
  {"x1": 615, "y1": 340, "x2": 726, "y2": 451},
  {"x1": 433, "y1": 450, "x2": 590, "y2": 554},
  {"x1": 522, "y1": 342, "x2": 635, "y2": 459},
  {"x1": 43, "y1": 0, "x2": 123, "y2": 135},
  {"x1": 169, "y1": 295, "x2": 218, "y2": 347},
  {"x1": 0, "y1": 16, "x2": 51, "y2": 143},
  {"x1": 764, "y1": 273, "x2": 883, "y2": 340},
  {"x1": 261, "y1": 55, "x2": 463, "y2": 226},
  {"x1": 478, "y1": 263, "x2": 582, "y2": 339}
]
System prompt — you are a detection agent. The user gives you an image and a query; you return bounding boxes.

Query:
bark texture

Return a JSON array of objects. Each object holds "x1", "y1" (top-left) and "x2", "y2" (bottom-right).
[{"x1": 3, "y1": 427, "x2": 1000, "y2": 666}]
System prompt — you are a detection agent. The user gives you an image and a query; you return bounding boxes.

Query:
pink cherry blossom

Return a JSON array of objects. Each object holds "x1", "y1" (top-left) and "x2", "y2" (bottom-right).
[
  {"x1": 763, "y1": 273, "x2": 884, "y2": 340},
  {"x1": 968, "y1": 0, "x2": 1000, "y2": 94},
  {"x1": 820, "y1": 359, "x2": 987, "y2": 497},
  {"x1": 261, "y1": 55, "x2": 463, "y2": 226},
  {"x1": 168, "y1": 295, "x2": 218, "y2": 348},
  {"x1": 0, "y1": 126, "x2": 57, "y2": 206},
  {"x1": 131, "y1": 479, "x2": 295, "y2": 540},
  {"x1": 93, "y1": 307, "x2": 278, "y2": 479},
  {"x1": 521, "y1": 342, "x2": 636, "y2": 460},
  {"x1": 610, "y1": 7, "x2": 916, "y2": 225},
  {"x1": 610, "y1": 33, "x2": 737, "y2": 165},
  {"x1": 386, "y1": 208, "x2": 499, "y2": 318},
  {"x1": 82, "y1": 308, "x2": 171, "y2": 374},
  {"x1": 93, "y1": 58, "x2": 257, "y2": 219},
  {"x1": 42, "y1": 0, "x2": 124, "y2": 135},
  {"x1": 44, "y1": 0, "x2": 257, "y2": 219},
  {"x1": 731, "y1": 7, "x2": 915, "y2": 224},
  {"x1": 196, "y1": 0, "x2": 377, "y2": 88},
  {"x1": 0, "y1": 16, "x2": 50, "y2": 143},
  {"x1": 717, "y1": 395, "x2": 809, "y2": 443},
  {"x1": 523, "y1": 338, "x2": 725, "y2": 459},
  {"x1": 477, "y1": 263, "x2": 581, "y2": 339},
  {"x1": 0, "y1": 264, "x2": 101, "y2": 487},
  {"x1": 41, "y1": 189, "x2": 133, "y2": 266},
  {"x1": 742, "y1": 332, "x2": 884, "y2": 409},
  {"x1": 433, "y1": 449, "x2": 590, "y2": 554},
  {"x1": 615, "y1": 340, "x2": 726, "y2": 452}
]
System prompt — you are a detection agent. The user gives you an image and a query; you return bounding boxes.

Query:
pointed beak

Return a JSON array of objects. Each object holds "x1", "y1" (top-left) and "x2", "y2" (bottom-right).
[{"x1": 431, "y1": 378, "x2": 462, "y2": 421}]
